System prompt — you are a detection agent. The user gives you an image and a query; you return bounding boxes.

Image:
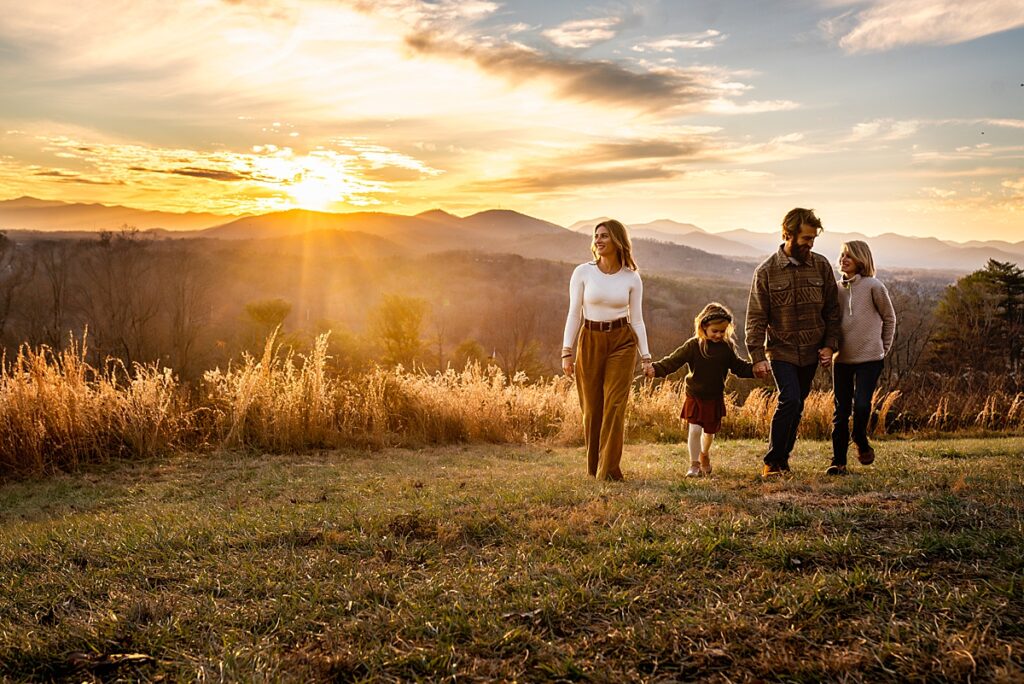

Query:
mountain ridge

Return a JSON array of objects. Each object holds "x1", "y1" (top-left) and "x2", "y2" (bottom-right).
[{"x1": 2, "y1": 196, "x2": 1020, "y2": 272}]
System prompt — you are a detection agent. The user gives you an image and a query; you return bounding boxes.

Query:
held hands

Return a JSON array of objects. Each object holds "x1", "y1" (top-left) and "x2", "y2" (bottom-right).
[
  {"x1": 562, "y1": 352, "x2": 655, "y2": 378},
  {"x1": 753, "y1": 360, "x2": 771, "y2": 379},
  {"x1": 818, "y1": 347, "x2": 834, "y2": 368}
]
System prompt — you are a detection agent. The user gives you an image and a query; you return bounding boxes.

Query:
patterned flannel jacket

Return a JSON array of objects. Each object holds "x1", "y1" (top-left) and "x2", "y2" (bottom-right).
[{"x1": 745, "y1": 247, "x2": 841, "y2": 366}]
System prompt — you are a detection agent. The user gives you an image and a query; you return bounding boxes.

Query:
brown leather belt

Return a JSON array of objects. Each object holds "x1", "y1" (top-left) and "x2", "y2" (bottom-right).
[{"x1": 584, "y1": 317, "x2": 629, "y2": 332}]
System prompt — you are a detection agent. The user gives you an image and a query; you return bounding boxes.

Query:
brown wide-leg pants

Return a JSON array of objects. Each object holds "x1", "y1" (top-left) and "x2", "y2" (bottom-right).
[{"x1": 575, "y1": 325, "x2": 637, "y2": 480}]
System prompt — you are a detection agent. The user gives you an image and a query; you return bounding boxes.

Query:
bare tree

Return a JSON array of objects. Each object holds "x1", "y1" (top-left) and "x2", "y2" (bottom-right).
[
  {"x1": 484, "y1": 282, "x2": 546, "y2": 377},
  {"x1": 0, "y1": 233, "x2": 34, "y2": 345},
  {"x1": 28, "y1": 240, "x2": 76, "y2": 349},
  {"x1": 78, "y1": 227, "x2": 161, "y2": 366},
  {"x1": 159, "y1": 246, "x2": 212, "y2": 378},
  {"x1": 428, "y1": 297, "x2": 452, "y2": 371},
  {"x1": 884, "y1": 280, "x2": 938, "y2": 385}
]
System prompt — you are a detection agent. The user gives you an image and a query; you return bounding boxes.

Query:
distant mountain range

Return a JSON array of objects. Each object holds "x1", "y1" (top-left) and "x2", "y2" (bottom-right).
[
  {"x1": 566, "y1": 217, "x2": 1024, "y2": 272},
  {"x1": 568, "y1": 217, "x2": 764, "y2": 258},
  {"x1": 2, "y1": 196, "x2": 1021, "y2": 273},
  {"x1": 201, "y1": 208, "x2": 751, "y2": 280},
  {"x1": 0, "y1": 195, "x2": 241, "y2": 232}
]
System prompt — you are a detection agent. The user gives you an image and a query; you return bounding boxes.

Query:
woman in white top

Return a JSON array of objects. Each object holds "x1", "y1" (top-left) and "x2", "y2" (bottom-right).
[
  {"x1": 829, "y1": 240, "x2": 896, "y2": 475},
  {"x1": 562, "y1": 220, "x2": 652, "y2": 481}
]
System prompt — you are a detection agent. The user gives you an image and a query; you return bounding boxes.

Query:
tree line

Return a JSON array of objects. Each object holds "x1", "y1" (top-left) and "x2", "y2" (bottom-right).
[{"x1": 1, "y1": 228, "x2": 1019, "y2": 394}]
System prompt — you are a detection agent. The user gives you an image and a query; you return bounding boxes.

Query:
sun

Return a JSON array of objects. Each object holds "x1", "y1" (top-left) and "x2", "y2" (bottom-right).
[
  {"x1": 287, "y1": 176, "x2": 342, "y2": 211},
  {"x1": 279, "y1": 154, "x2": 385, "y2": 212},
  {"x1": 242, "y1": 147, "x2": 389, "y2": 212}
]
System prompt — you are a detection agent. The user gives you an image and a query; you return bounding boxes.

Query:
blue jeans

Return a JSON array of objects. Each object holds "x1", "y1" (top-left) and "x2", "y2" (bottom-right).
[
  {"x1": 765, "y1": 361, "x2": 818, "y2": 467},
  {"x1": 831, "y1": 360, "x2": 884, "y2": 465}
]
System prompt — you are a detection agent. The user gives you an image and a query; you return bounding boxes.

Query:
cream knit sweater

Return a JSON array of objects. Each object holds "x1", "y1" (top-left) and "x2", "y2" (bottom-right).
[{"x1": 836, "y1": 275, "x2": 896, "y2": 364}]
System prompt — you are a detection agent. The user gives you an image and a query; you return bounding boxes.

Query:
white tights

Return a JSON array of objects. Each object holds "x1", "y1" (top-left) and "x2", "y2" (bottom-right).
[{"x1": 687, "y1": 423, "x2": 714, "y2": 462}]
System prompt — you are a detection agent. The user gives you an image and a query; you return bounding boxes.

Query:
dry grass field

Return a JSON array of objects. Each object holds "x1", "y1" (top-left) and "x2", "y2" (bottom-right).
[{"x1": 3, "y1": 334, "x2": 1023, "y2": 479}]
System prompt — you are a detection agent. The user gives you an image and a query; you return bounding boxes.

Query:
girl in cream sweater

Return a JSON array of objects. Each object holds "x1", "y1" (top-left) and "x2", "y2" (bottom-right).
[{"x1": 829, "y1": 240, "x2": 896, "y2": 475}]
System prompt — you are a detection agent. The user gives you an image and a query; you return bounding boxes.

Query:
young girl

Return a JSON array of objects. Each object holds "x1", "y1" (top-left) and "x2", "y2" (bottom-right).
[{"x1": 645, "y1": 303, "x2": 755, "y2": 477}]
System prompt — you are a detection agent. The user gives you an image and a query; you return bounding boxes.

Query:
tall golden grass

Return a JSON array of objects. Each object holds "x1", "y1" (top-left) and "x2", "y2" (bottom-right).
[
  {"x1": 2, "y1": 332, "x2": 1023, "y2": 477},
  {"x1": 0, "y1": 337, "x2": 185, "y2": 475}
]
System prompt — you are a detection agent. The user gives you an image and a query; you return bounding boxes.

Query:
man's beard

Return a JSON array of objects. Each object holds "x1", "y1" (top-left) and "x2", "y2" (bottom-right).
[{"x1": 794, "y1": 244, "x2": 811, "y2": 262}]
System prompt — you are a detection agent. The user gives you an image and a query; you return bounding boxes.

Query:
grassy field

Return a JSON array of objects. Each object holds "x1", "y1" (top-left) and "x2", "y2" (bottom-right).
[{"x1": 2, "y1": 438, "x2": 1023, "y2": 682}]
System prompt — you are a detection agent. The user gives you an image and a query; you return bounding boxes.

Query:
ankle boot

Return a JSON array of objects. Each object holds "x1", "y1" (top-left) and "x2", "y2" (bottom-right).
[{"x1": 699, "y1": 451, "x2": 712, "y2": 476}]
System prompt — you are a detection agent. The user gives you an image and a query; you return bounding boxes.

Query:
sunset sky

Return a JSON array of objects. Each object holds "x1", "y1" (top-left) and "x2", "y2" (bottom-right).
[{"x1": 0, "y1": 0, "x2": 1022, "y2": 241}]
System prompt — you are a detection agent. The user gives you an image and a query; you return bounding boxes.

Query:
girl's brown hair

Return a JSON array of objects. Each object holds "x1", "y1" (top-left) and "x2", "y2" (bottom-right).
[
  {"x1": 592, "y1": 219, "x2": 638, "y2": 271},
  {"x1": 694, "y1": 302, "x2": 736, "y2": 356}
]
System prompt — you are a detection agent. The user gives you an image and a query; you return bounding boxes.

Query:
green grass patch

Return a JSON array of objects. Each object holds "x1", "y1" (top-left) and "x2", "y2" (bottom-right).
[{"x1": 2, "y1": 439, "x2": 1024, "y2": 681}]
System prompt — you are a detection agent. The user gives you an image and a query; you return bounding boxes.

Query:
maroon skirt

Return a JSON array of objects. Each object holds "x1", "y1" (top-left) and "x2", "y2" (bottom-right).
[{"x1": 681, "y1": 395, "x2": 727, "y2": 434}]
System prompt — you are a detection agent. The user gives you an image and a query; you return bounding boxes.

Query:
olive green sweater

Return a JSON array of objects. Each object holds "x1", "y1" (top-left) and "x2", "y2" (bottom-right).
[{"x1": 651, "y1": 337, "x2": 755, "y2": 400}]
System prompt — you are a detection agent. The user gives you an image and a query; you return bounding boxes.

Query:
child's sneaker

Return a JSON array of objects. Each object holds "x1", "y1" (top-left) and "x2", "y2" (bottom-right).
[
  {"x1": 699, "y1": 451, "x2": 712, "y2": 476},
  {"x1": 686, "y1": 462, "x2": 702, "y2": 478}
]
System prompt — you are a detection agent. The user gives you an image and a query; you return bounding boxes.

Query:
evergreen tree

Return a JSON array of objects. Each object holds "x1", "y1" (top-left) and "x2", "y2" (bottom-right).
[{"x1": 927, "y1": 259, "x2": 1024, "y2": 377}]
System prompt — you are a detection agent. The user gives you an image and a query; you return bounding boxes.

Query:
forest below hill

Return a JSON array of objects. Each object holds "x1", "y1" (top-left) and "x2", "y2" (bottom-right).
[
  {"x1": 0, "y1": 226, "x2": 1018, "y2": 401},
  {"x1": 0, "y1": 228, "x2": 758, "y2": 379}
]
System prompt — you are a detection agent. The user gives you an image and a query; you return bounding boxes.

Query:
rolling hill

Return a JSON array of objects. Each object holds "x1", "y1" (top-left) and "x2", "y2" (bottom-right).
[{"x1": 3, "y1": 196, "x2": 1020, "y2": 273}]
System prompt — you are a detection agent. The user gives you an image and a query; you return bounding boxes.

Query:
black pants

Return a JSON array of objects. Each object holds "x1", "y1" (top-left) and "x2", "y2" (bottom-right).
[
  {"x1": 831, "y1": 360, "x2": 884, "y2": 465},
  {"x1": 765, "y1": 361, "x2": 818, "y2": 467}
]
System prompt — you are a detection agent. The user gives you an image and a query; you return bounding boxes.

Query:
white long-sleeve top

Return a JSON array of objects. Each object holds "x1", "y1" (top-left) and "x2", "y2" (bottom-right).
[
  {"x1": 562, "y1": 262, "x2": 650, "y2": 357},
  {"x1": 836, "y1": 274, "x2": 897, "y2": 364}
]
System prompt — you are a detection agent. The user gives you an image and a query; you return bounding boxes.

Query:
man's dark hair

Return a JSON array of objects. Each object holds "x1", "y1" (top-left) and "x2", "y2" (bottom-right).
[{"x1": 782, "y1": 208, "x2": 823, "y2": 238}]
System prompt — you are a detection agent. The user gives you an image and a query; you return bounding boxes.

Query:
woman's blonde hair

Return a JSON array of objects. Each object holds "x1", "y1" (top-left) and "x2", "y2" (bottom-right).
[
  {"x1": 839, "y1": 240, "x2": 876, "y2": 277},
  {"x1": 592, "y1": 219, "x2": 638, "y2": 271},
  {"x1": 694, "y1": 302, "x2": 736, "y2": 356}
]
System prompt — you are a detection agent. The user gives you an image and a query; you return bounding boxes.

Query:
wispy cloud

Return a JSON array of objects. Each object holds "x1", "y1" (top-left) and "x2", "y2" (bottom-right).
[
  {"x1": 344, "y1": 0, "x2": 499, "y2": 26},
  {"x1": 574, "y1": 140, "x2": 706, "y2": 163},
  {"x1": 913, "y1": 141, "x2": 1024, "y2": 162},
  {"x1": 822, "y1": 0, "x2": 1024, "y2": 53},
  {"x1": 337, "y1": 1, "x2": 781, "y2": 115},
  {"x1": 983, "y1": 118, "x2": 1024, "y2": 129},
  {"x1": 909, "y1": 176, "x2": 1024, "y2": 214},
  {"x1": 845, "y1": 118, "x2": 920, "y2": 142},
  {"x1": 0, "y1": 131, "x2": 441, "y2": 213},
  {"x1": 31, "y1": 170, "x2": 124, "y2": 185},
  {"x1": 460, "y1": 131, "x2": 715, "y2": 194},
  {"x1": 717, "y1": 133, "x2": 821, "y2": 165},
  {"x1": 403, "y1": 31, "x2": 740, "y2": 112},
  {"x1": 165, "y1": 168, "x2": 252, "y2": 182},
  {"x1": 543, "y1": 17, "x2": 623, "y2": 49},
  {"x1": 458, "y1": 125, "x2": 817, "y2": 196},
  {"x1": 467, "y1": 165, "x2": 681, "y2": 193},
  {"x1": 632, "y1": 30, "x2": 725, "y2": 53},
  {"x1": 921, "y1": 186, "x2": 958, "y2": 199},
  {"x1": 705, "y1": 99, "x2": 800, "y2": 114}
]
